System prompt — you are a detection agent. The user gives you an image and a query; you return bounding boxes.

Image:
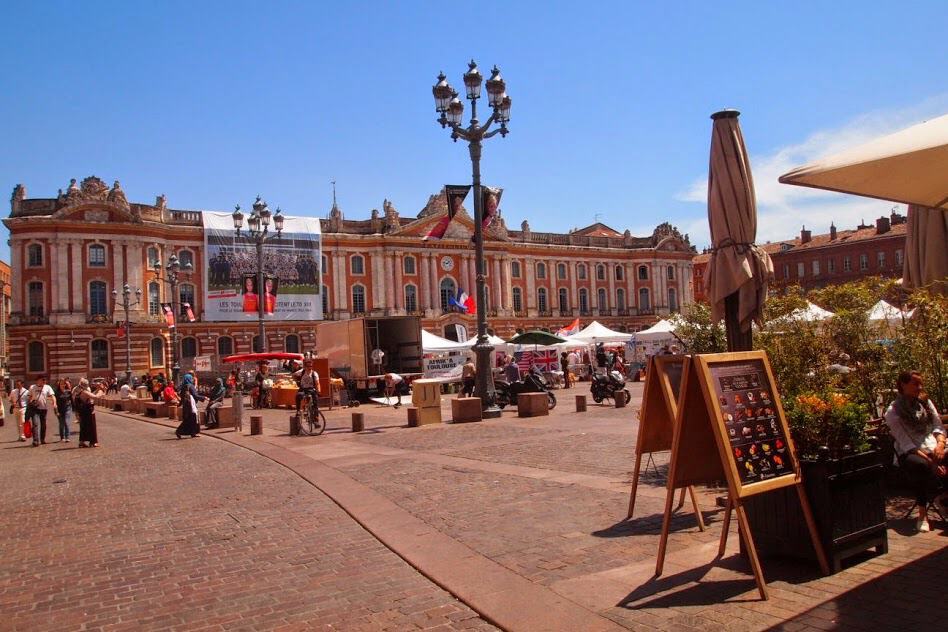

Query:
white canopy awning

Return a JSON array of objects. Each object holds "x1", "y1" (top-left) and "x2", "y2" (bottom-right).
[
  {"x1": 787, "y1": 301, "x2": 835, "y2": 322},
  {"x1": 422, "y1": 329, "x2": 466, "y2": 353},
  {"x1": 867, "y1": 300, "x2": 913, "y2": 323},
  {"x1": 572, "y1": 320, "x2": 633, "y2": 343},
  {"x1": 634, "y1": 319, "x2": 680, "y2": 341},
  {"x1": 456, "y1": 334, "x2": 511, "y2": 351}
]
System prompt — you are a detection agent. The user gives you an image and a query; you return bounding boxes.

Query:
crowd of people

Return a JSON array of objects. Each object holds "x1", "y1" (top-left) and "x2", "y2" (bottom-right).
[
  {"x1": 5, "y1": 376, "x2": 100, "y2": 447},
  {"x1": 207, "y1": 248, "x2": 319, "y2": 292}
]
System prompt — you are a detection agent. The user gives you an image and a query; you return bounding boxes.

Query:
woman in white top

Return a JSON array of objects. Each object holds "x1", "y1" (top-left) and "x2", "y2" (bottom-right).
[{"x1": 884, "y1": 370, "x2": 946, "y2": 533}]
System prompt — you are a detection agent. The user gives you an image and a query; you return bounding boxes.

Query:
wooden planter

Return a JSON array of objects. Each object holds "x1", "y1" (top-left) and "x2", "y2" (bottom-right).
[{"x1": 743, "y1": 449, "x2": 888, "y2": 573}]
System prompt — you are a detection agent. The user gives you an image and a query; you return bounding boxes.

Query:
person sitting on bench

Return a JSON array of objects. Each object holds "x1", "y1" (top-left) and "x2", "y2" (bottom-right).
[{"x1": 205, "y1": 378, "x2": 226, "y2": 428}]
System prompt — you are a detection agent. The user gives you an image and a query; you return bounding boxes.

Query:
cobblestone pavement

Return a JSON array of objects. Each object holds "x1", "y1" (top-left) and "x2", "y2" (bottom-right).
[
  {"x1": 240, "y1": 381, "x2": 948, "y2": 631},
  {"x1": 0, "y1": 414, "x2": 495, "y2": 632}
]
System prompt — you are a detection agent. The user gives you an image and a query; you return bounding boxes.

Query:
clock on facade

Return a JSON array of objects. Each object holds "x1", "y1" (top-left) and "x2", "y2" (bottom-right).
[{"x1": 440, "y1": 256, "x2": 454, "y2": 271}]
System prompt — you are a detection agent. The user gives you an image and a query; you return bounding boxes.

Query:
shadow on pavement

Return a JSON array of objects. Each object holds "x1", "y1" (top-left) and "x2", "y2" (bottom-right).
[{"x1": 618, "y1": 556, "x2": 763, "y2": 608}]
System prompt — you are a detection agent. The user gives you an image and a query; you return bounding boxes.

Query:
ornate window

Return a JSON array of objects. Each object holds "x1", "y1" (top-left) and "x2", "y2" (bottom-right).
[
  {"x1": 148, "y1": 282, "x2": 161, "y2": 316},
  {"x1": 667, "y1": 265, "x2": 675, "y2": 280},
  {"x1": 877, "y1": 251, "x2": 886, "y2": 268},
  {"x1": 843, "y1": 256, "x2": 852, "y2": 272},
  {"x1": 638, "y1": 288, "x2": 651, "y2": 311},
  {"x1": 28, "y1": 341, "x2": 45, "y2": 373},
  {"x1": 439, "y1": 278, "x2": 456, "y2": 312},
  {"x1": 404, "y1": 256, "x2": 416, "y2": 275},
  {"x1": 88, "y1": 244, "x2": 106, "y2": 267},
  {"x1": 177, "y1": 249, "x2": 194, "y2": 269},
  {"x1": 179, "y1": 283, "x2": 196, "y2": 316},
  {"x1": 637, "y1": 265, "x2": 649, "y2": 281},
  {"x1": 404, "y1": 284, "x2": 418, "y2": 312},
  {"x1": 28, "y1": 281, "x2": 44, "y2": 317},
  {"x1": 252, "y1": 335, "x2": 263, "y2": 353},
  {"x1": 579, "y1": 288, "x2": 589, "y2": 313},
  {"x1": 150, "y1": 337, "x2": 165, "y2": 367},
  {"x1": 558, "y1": 288, "x2": 569, "y2": 312},
  {"x1": 27, "y1": 243, "x2": 43, "y2": 267},
  {"x1": 536, "y1": 262, "x2": 546, "y2": 279},
  {"x1": 147, "y1": 247, "x2": 160, "y2": 269},
  {"x1": 537, "y1": 288, "x2": 548, "y2": 313},
  {"x1": 812, "y1": 260, "x2": 820, "y2": 276},
  {"x1": 797, "y1": 262, "x2": 805, "y2": 277},
  {"x1": 859, "y1": 254, "x2": 869, "y2": 270},
  {"x1": 89, "y1": 281, "x2": 108, "y2": 316},
  {"x1": 352, "y1": 285, "x2": 366, "y2": 313},
  {"x1": 597, "y1": 288, "x2": 607, "y2": 309},
  {"x1": 285, "y1": 334, "x2": 300, "y2": 354},
  {"x1": 557, "y1": 263, "x2": 567, "y2": 280},
  {"x1": 617, "y1": 288, "x2": 626, "y2": 310},
  {"x1": 351, "y1": 255, "x2": 365, "y2": 275},
  {"x1": 181, "y1": 337, "x2": 198, "y2": 359},
  {"x1": 596, "y1": 264, "x2": 605, "y2": 281},
  {"x1": 577, "y1": 264, "x2": 587, "y2": 280},
  {"x1": 615, "y1": 265, "x2": 624, "y2": 281},
  {"x1": 828, "y1": 258, "x2": 836, "y2": 273},
  {"x1": 90, "y1": 339, "x2": 110, "y2": 370},
  {"x1": 511, "y1": 261, "x2": 521, "y2": 278},
  {"x1": 217, "y1": 336, "x2": 234, "y2": 357},
  {"x1": 512, "y1": 287, "x2": 523, "y2": 313},
  {"x1": 668, "y1": 288, "x2": 678, "y2": 312}
]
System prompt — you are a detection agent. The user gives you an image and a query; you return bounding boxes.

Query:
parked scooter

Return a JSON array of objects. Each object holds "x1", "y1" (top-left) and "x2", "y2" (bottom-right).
[
  {"x1": 494, "y1": 367, "x2": 557, "y2": 410},
  {"x1": 590, "y1": 369, "x2": 630, "y2": 404}
]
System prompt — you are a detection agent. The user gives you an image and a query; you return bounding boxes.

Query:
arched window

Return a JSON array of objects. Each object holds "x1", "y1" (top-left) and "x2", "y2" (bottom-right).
[
  {"x1": 217, "y1": 336, "x2": 234, "y2": 357},
  {"x1": 439, "y1": 278, "x2": 456, "y2": 312},
  {"x1": 27, "y1": 243, "x2": 43, "y2": 267},
  {"x1": 537, "y1": 288, "x2": 548, "y2": 313},
  {"x1": 579, "y1": 288, "x2": 589, "y2": 313},
  {"x1": 180, "y1": 337, "x2": 198, "y2": 358},
  {"x1": 638, "y1": 265, "x2": 649, "y2": 280},
  {"x1": 510, "y1": 261, "x2": 521, "y2": 278},
  {"x1": 667, "y1": 265, "x2": 675, "y2": 280},
  {"x1": 28, "y1": 340, "x2": 45, "y2": 373},
  {"x1": 638, "y1": 288, "x2": 651, "y2": 311},
  {"x1": 252, "y1": 335, "x2": 263, "y2": 353},
  {"x1": 148, "y1": 282, "x2": 161, "y2": 316},
  {"x1": 403, "y1": 256, "x2": 416, "y2": 275},
  {"x1": 89, "y1": 281, "x2": 108, "y2": 316},
  {"x1": 615, "y1": 265, "x2": 624, "y2": 281},
  {"x1": 178, "y1": 249, "x2": 194, "y2": 269},
  {"x1": 150, "y1": 337, "x2": 164, "y2": 367},
  {"x1": 147, "y1": 247, "x2": 160, "y2": 268},
  {"x1": 88, "y1": 244, "x2": 106, "y2": 267},
  {"x1": 577, "y1": 264, "x2": 587, "y2": 280},
  {"x1": 557, "y1": 263, "x2": 567, "y2": 280},
  {"x1": 28, "y1": 281, "x2": 44, "y2": 317},
  {"x1": 597, "y1": 288, "x2": 607, "y2": 310},
  {"x1": 617, "y1": 288, "x2": 626, "y2": 310},
  {"x1": 285, "y1": 334, "x2": 300, "y2": 354},
  {"x1": 179, "y1": 283, "x2": 196, "y2": 316},
  {"x1": 90, "y1": 339, "x2": 110, "y2": 369},
  {"x1": 350, "y1": 255, "x2": 365, "y2": 275},
  {"x1": 536, "y1": 262, "x2": 546, "y2": 279},
  {"x1": 404, "y1": 284, "x2": 417, "y2": 312},
  {"x1": 596, "y1": 264, "x2": 605, "y2": 281},
  {"x1": 322, "y1": 285, "x2": 329, "y2": 315},
  {"x1": 512, "y1": 287, "x2": 523, "y2": 313},
  {"x1": 668, "y1": 288, "x2": 679, "y2": 312},
  {"x1": 558, "y1": 288, "x2": 569, "y2": 312},
  {"x1": 351, "y1": 285, "x2": 366, "y2": 313}
]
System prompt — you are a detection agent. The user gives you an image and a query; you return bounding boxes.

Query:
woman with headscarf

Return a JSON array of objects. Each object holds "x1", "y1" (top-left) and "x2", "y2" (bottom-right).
[
  {"x1": 175, "y1": 373, "x2": 205, "y2": 439},
  {"x1": 884, "y1": 370, "x2": 946, "y2": 533},
  {"x1": 205, "y1": 378, "x2": 226, "y2": 428},
  {"x1": 72, "y1": 378, "x2": 98, "y2": 448}
]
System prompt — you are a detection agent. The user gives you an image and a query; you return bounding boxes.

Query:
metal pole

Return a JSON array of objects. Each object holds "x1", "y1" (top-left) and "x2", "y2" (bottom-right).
[
  {"x1": 171, "y1": 275, "x2": 180, "y2": 383},
  {"x1": 257, "y1": 237, "x2": 266, "y2": 352},
  {"x1": 124, "y1": 297, "x2": 132, "y2": 385}
]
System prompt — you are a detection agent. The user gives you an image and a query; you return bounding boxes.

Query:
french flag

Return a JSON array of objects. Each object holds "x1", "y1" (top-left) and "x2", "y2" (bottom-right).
[
  {"x1": 450, "y1": 288, "x2": 475, "y2": 313},
  {"x1": 556, "y1": 318, "x2": 580, "y2": 337}
]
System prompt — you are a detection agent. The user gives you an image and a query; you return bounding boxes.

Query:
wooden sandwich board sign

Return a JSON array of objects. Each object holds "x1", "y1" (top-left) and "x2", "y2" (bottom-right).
[
  {"x1": 626, "y1": 355, "x2": 705, "y2": 531},
  {"x1": 654, "y1": 350, "x2": 829, "y2": 600}
]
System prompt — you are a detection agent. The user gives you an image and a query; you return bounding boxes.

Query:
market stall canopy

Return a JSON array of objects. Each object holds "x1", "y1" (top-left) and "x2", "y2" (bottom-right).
[
  {"x1": 508, "y1": 330, "x2": 567, "y2": 346},
  {"x1": 635, "y1": 319, "x2": 680, "y2": 341},
  {"x1": 867, "y1": 300, "x2": 913, "y2": 323},
  {"x1": 786, "y1": 301, "x2": 835, "y2": 322},
  {"x1": 421, "y1": 329, "x2": 465, "y2": 353},
  {"x1": 571, "y1": 321, "x2": 633, "y2": 343},
  {"x1": 456, "y1": 334, "x2": 511, "y2": 350},
  {"x1": 778, "y1": 113, "x2": 948, "y2": 209}
]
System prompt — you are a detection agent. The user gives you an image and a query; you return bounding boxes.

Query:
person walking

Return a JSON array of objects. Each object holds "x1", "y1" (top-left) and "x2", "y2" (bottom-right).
[
  {"x1": 175, "y1": 373, "x2": 205, "y2": 439},
  {"x1": 560, "y1": 352, "x2": 572, "y2": 388},
  {"x1": 72, "y1": 378, "x2": 99, "y2": 447},
  {"x1": 28, "y1": 376, "x2": 57, "y2": 446},
  {"x1": 460, "y1": 358, "x2": 476, "y2": 398},
  {"x1": 54, "y1": 378, "x2": 73, "y2": 443},
  {"x1": 9, "y1": 379, "x2": 28, "y2": 441},
  {"x1": 504, "y1": 356, "x2": 521, "y2": 383}
]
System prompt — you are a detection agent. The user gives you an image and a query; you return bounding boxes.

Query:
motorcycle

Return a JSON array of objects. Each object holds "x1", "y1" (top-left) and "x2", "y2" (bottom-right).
[
  {"x1": 590, "y1": 369, "x2": 630, "y2": 404},
  {"x1": 494, "y1": 369, "x2": 557, "y2": 410}
]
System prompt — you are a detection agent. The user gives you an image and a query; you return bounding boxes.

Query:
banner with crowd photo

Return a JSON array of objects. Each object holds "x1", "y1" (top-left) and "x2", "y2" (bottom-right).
[{"x1": 203, "y1": 212, "x2": 322, "y2": 322}]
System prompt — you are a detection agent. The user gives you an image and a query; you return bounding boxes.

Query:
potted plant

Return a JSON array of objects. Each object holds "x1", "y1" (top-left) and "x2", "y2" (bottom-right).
[{"x1": 743, "y1": 391, "x2": 887, "y2": 573}]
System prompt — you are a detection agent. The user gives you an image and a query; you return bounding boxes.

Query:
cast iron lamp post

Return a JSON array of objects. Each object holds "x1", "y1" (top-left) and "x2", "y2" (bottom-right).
[
  {"x1": 232, "y1": 196, "x2": 284, "y2": 353},
  {"x1": 432, "y1": 60, "x2": 511, "y2": 418},
  {"x1": 111, "y1": 283, "x2": 142, "y2": 386},
  {"x1": 153, "y1": 253, "x2": 192, "y2": 382}
]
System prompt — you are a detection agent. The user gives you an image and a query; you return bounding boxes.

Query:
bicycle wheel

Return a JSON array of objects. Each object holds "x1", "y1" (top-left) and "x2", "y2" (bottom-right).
[
  {"x1": 298, "y1": 403, "x2": 314, "y2": 435},
  {"x1": 310, "y1": 405, "x2": 326, "y2": 436}
]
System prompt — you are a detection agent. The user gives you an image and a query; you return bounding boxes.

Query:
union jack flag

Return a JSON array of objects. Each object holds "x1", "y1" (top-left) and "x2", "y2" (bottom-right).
[{"x1": 515, "y1": 350, "x2": 558, "y2": 372}]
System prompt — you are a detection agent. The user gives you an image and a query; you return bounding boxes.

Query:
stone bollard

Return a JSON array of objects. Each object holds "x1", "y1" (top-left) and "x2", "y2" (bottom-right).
[
  {"x1": 575, "y1": 395, "x2": 587, "y2": 413},
  {"x1": 351, "y1": 412, "x2": 364, "y2": 432},
  {"x1": 167, "y1": 404, "x2": 179, "y2": 420},
  {"x1": 615, "y1": 390, "x2": 627, "y2": 408},
  {"x1": 250, "y1": 415, "x2": 263, "y2": 436},
  {"x1": 289, "y1": 415, "x2": 300, "y2": 436}
]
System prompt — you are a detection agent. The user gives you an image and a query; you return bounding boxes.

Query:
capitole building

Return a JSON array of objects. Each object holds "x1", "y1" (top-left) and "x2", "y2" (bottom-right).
[{"x1": 5, "y1": 175, "x2": 696, "y2": 381}]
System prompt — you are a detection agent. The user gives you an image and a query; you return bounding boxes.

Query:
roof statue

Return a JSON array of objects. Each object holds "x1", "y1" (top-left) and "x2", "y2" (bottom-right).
[
  {"x1": 10, "y1": 184, "x2": 26, "y2": 213},
  {"x1": 108, "y1": 180, "x2": 129, "y2": 210},
  {"x1": 383, "y1": 198, "x2": 400, "y2": 233}
]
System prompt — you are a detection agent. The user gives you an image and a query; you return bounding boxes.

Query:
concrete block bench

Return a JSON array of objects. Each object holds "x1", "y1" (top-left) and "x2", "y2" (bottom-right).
[
  {"x1": 451, "y1": 397, "x2": 482, "y2": 423},
  {"x1": 517, "y1": 392, "x2": 549, "y2": 418},
  {"x1": 407, "y1": 406, "x2": 441, "y2": 427},
  {"x1": 143, "y1": 401, "x2": 168, "y2": 418},
  {"x1": 200, "y1": 406, "x2": 236, "y2": 429}
]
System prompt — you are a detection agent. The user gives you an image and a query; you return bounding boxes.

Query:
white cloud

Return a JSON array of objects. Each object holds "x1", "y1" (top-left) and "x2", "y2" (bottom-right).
[{"x1": 677, "y1": 96, "x2": 948, "y2": 247}]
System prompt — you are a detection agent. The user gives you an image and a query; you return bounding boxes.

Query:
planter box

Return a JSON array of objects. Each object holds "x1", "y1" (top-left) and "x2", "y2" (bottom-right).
[{"x1": 743, "y1": 449, "x2": 888, "y2": 573}]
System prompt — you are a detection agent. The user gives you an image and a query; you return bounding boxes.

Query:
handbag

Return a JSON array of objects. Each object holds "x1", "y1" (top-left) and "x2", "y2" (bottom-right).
[{"x1": 23, "y1": 418, "x2": 32, "y2": 439}]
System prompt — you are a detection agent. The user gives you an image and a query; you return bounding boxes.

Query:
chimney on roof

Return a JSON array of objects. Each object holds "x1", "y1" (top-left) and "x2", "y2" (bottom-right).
[
  {"x1": 830, "y1": 222, "x2": 837, "y2": 240},
  {"x1": 800, "y1": 225, "x2": 812, "y2": 244},
  {"x1": 876, "y1": 215, "x2": 891, "y2": 234},
  {"x1": 890, "y1": 208, "x2": 906, "y2": 225}
]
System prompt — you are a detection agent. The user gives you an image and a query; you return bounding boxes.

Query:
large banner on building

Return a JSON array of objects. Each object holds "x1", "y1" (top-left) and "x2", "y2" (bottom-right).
[{"x1": 203, "y1": 212, "x2": 322, "y2": 322}]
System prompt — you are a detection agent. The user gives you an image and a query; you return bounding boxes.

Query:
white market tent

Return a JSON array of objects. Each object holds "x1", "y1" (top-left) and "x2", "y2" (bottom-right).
[
  {"x1": 456, "y1": 334, "x2": 511, "y2": 351},
  {"x1": 421, "y1": 329, "x2": 466, "y2": 353},
  {"x1": 787, "y1": 301, "x2": 835, "y2": 322},
  {"x1": 635, "y1": 319, "x2": 680, "y2": 341},
  {"x1": 867, "y1": 300, "x2": 913, "y2": 323},
  {"x1": 572, "y1": 321, "x2": 634, "y2": 343}
]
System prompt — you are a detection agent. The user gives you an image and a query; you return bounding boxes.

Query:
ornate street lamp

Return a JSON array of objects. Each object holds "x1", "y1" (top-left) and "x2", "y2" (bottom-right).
[
  {"x1": 233, "y1": 197, "x2": 283, "y2": 352},
  {"x1": 153, "y1": 253, "x2": 192, "y2": 382},
  {"x1": 112, "y1": 282, "x2": 142, "y2": 386},
  {"x1": 431, "y1": 59, "x2": 512, "y2": 418}
]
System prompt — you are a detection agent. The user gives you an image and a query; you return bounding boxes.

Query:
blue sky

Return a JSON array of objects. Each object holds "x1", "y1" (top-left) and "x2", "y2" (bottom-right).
[{"x1": 3, "y1": 0, "x2": 947, "y2": 262}]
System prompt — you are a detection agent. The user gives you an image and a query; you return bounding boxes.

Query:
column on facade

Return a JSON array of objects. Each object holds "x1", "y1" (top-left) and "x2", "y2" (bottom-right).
[
  {"x1": 569, "y1": 260, "x2": 578, "y2": 312},
  {"x1": 70, "y1": 240, "x2": 83, "y2": 311},
  {"x1": 369, "y1": 251, "x2": 380, "y2": 310},
  {"x1": 429, "y1": 254, "x2": 439, "y2": 313},
  {"x1": 502, "y1": 256, "x2": 512, "y2": 313},
  {"x1": 547, "y1": 258, "x2": 555, "y2": 312},
  {"x1": 57, "y1": 241, "x2": 71, "y2": 311},
  {"x1": 10, "y1": 240, "x2": 21, "y2": 314},
  {"x1": 393, "y1": 252, "x2": 403, "y2": 311},
  {"x1": 128, "y1": 242, "x2": 145, "y2": 311},
  {"x1": 590, "y1": 262, "x2": 598, "y2": 311},
  {"x1": 459, "y1": 255, "x2": 470, "y2": 295},
  {"x1": 383, "y1": 252, "x2": 394, "y2": 311},
  {"x1": 607, "y1": 261, "x2": 616, "y2": 312},
  {"x1": 112, "y1": 241, "x2": 124, "y2": 296},
  {"x1": 334, "y1": 253, "x2": 347, "y2": 311},
  {"x1": 491, "y1": 256, "x2": 501, "y2": 312},
  {"x1": 419, "y1": 253, "x2": 431, "y2": 311},
  {"x1": 48, "y1": 241, "x2": 60, "y2": 313},
  {"x1": 626, "y1": 263, "x2": 635, "y2": 312},
  {"x1": 525, "y1": 257, "x2": 536, "y2": 311}
]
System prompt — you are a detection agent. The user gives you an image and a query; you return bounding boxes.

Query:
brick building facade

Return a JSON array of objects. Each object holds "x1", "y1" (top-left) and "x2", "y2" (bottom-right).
[
  {"x1": 5, "y1": 176, "x2": 696, "y2": 381},
  {"x1": 693, "y1": 211, "x2": 908, "y2": 301}
]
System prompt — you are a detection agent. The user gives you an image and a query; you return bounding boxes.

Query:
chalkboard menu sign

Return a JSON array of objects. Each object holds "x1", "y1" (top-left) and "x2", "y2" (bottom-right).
[{"x1": 709, "y1": 359, "x2": 795, "y2": 485}]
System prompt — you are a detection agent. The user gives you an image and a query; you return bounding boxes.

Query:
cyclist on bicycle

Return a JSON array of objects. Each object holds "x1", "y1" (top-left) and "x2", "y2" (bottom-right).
[{"x1": 294, "y1": 359, "x2": 321, "y2": 417}]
